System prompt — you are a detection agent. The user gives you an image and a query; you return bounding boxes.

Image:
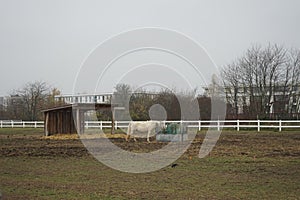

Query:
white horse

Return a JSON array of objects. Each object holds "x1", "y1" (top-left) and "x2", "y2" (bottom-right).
[{"x1": 126, "y1": 121, "x2": 164, "y2": 143}]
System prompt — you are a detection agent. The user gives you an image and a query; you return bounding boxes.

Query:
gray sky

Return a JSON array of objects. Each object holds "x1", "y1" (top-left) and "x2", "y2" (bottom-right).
[{"x1": 1, "y1": 0, "x2": 300, "y2": 96}]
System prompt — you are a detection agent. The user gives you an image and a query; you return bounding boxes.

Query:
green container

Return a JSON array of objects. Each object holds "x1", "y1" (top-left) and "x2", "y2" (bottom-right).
[{"x1": 165, "y1": 123, "x2": 180, "y2": 134}]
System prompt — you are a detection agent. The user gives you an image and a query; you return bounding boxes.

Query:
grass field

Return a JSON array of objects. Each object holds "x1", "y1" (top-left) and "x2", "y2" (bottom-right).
[{"x1": 0, "y1": 128, "x2": 299, "y2": 199}]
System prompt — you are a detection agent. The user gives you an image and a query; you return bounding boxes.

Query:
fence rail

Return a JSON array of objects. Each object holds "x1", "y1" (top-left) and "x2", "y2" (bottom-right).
[
  {"x1": 85, "y1": 120, "x2": 300, "y2": 132},
  {"x1": 0, "y1": 121, "x2": 44, "y2": 128},
  {"x1": 2, "y1": 120, "x2": 300, "y2": 132}
]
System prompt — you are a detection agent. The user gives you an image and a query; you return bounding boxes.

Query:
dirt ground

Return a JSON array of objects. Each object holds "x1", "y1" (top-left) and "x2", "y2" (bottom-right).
[
  {"x1": 1, "y1": 130, "x2": 299, "y2": 158},
  {"x1": 0, "y1": 129, "x2": 300, "y2": 199}
]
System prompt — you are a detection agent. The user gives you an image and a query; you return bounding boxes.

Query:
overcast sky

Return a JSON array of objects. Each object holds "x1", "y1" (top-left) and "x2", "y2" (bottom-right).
[{"x1": 1, "y1": 0, "x2": 300, "y2": 96}]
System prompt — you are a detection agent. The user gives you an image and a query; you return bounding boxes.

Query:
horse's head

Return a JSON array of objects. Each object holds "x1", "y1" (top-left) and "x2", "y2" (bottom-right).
[{"x1": 156, "y1": 121, "x2": 165, "y2": 130}]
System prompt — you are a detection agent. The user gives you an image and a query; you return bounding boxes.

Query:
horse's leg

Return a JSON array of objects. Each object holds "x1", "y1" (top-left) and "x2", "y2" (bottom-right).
[
  {"x1": 126, "y1": 134, "x2": 130, "y2": 142},
  {"x1": 147, "y1": 129, "x2": 151, "y2": 143}
]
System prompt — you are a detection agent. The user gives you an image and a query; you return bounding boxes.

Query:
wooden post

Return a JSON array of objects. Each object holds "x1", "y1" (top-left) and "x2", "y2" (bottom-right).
[
  {"x1": 76, "y1": 108, "x2": 81, "y2": 134},
  {"x1": 45, "y1": 112, "x2": 49, "y2": 136},
  {"x1": 279, "y1": 120, "x2": 282, "y2": 132},
  {"x1": 111, "y1": 111, "x2": 115, "y2": 134},
  {"x1": 80, "y1": 111, "x2": 84, "y2": 134},
  {"x1": 181, "y1": 120, "x2": 183, "y2": 142}
]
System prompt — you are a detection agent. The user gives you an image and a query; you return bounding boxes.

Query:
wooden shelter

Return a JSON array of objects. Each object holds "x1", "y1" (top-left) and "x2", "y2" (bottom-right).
[{"x1": 42, "y1": 103, "x2": 112, "y2": 136}]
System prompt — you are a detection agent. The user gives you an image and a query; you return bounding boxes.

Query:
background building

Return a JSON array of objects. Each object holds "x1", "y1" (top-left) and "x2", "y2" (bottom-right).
[
  {"x1": 206, "y1": 84, "x2": 300, "y2": 119},
  {"x1": 54, "y1": 94, "x2": 112, "y2": 104}
]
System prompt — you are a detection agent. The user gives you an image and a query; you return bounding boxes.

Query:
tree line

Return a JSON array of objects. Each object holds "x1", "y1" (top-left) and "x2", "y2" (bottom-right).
[
  {"x1": 0, "y1": 81, "x2": 62, "y2": 121},
  {"x1": 221, "y1": 44, "x2": 300, "y2": 119},
  {"x1": 97, "y1": 84, "x2": 214, "y2": 121},
  {"x1": 109, "y1": 44, "x2": 300, "y2": 121}
]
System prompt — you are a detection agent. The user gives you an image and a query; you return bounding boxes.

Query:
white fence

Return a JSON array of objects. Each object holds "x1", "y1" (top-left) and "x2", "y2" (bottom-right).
[
  {"x1": 2, "y1": 120, "x2": 300, "y2": 132},
  {"x1": 0, "y1": 121, "x2": 44, "y2": 128},
  {"x1": 85, "y1": 120, "x2": 300, "y2": 132}
]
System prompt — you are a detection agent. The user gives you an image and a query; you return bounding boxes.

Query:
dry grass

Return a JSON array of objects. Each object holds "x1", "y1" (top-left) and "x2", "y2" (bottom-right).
[
  {"x1": 43, "y1": 133, "x2": 127, "y2": 140},
  {"x1": 43, "y1": 134, "x2": 79, "y2": 140}
]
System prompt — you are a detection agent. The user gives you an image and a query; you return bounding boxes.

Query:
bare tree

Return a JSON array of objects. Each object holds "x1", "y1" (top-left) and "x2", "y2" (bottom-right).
[
  {"x1": 284, "y1": 49, "x2": 300, "y2": 115},
  {"x1": 16, "y1": 81, "x2": 50, "y2": 120},
  {"x1": 221, "y1": 63, "x2": 241, "y2": 117},
  {"x1": 153, "y1": 89, "x2": 180, "y2": 120},
  {"x1": 221, "y1": 44, "x2": 299, "y2": 119},
  {"x1": 111, "y1": 84, "x2": 132, "y2": 121},
  {"x1": 5, "y1": 94, "x2": 25, "y2": 120},
  {"x1": 112, "y1": 84, "x2": 131, "y2": 108},
  {"x1": 130, "y1": 92, "x2": 153, "y2": 121}
]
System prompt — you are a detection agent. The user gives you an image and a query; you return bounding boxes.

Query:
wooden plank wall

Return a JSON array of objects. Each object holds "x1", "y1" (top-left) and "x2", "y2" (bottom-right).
[
  {"x1": 43, "y1": 104, "x2": 112, "y2": 136},
  {"x1": 44, "y1": 109, "x2": 76, "y2": 136}
]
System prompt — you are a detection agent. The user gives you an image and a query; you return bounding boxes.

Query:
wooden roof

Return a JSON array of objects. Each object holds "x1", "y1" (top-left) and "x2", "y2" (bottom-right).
[{"x1": 42, "y1": 103, "x2": 113, "y2": 113}]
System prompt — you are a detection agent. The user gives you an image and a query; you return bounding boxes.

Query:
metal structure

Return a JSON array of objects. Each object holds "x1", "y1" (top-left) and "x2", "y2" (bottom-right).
[{"x1": 156, "y1": 122, "x2": 188, "y2": 142}]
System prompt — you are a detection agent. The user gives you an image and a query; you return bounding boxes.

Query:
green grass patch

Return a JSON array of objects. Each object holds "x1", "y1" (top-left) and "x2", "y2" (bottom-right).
[{"x1": 0, "y1": 128, "x2": 43, "y2": 136}]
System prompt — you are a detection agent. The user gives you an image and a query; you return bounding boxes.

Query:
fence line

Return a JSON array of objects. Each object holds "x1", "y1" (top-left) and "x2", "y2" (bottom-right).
[
  {"x1": 0, "y1": 121, "x2": 44, "y2": 128},
  {"x1": 82, "y1": 120, "x2": 300, "y2": 132},
  {"x1": 1, "y1": 120, "x2": 300, "y2": 132}
]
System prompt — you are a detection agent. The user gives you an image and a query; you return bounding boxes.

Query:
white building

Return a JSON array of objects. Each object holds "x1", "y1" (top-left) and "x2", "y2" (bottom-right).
[
  {"x1": 204, "y1": 84, "x2": 300, "y2": 117},
  {"x1": 54, "y1": 92, "x2": 160, "y2": 105},
  {"x1": 0, "y1": 96, "x2": 8, "y2": 108},
  {"x1": 54, "y1": 94, "x2": 112, "y2": 104}
]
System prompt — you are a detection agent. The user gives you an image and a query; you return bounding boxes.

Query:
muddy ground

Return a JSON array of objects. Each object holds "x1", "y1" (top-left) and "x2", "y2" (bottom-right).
[
  {"x1": 0, "y1": 129, "x2": 300, "y2": 199},
  {"x1": 1, "y1": 130, "x2": 299, "y2": 158}
]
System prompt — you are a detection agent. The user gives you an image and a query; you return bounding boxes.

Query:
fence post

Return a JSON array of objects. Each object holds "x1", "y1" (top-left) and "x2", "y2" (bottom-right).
[
  {"x1": 217, "y1": 120, "x2": 220, "y2": 131},
  {"x1": 100, "y1": 121, "x2": 103, "y2": 130},
  {"x1": 257, "y1": 120, "x2": 260, "y2": 132},
  {"x1": 86, "y1": 121, "x2": 89, "y2": 129},
  {"x1": 23, "y1": 122, "x2": 25, "y2": 128},
  {"x1": 237, "y1": 120, "x2": 240, "y2": 131},
  {"x1": 198, "y1": 121, "x2": 201, "y2": 131},
  {"x1": 0, "y1": 121, "x2": 2, "y2": 128},
  {"x1": 11, "y1": 120, "x2": 14, "y2": 128},
  {"x1": 34, "y1": 121, "x2": 37, "y2": 128},
  {"x1": 279, "y1": 120, "x2": 282, "y2": 132}
]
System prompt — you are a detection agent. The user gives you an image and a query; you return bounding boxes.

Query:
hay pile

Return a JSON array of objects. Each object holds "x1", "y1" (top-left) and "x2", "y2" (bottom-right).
[
  {"x1": 43, "y1": 134, "x2": 79, "y2": 140},
  {"x1": 43, "y1": 133, "x2": 126, "y2": 140}
]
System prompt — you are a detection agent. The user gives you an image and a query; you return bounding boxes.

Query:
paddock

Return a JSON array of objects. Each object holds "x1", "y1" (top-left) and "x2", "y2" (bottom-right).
[{"x1": 0, "y1": 128, "x2": 299, "y2": 199}]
